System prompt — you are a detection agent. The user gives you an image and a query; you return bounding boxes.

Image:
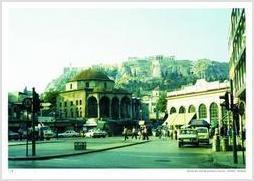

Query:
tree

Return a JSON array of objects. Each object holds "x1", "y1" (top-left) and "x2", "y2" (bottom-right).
[
  {"x1": 43, "y1": 91, "x2": 59, "y2": 110},
  {"x1": 155, "y1": 92, "x2": 167, "y2": 113}
]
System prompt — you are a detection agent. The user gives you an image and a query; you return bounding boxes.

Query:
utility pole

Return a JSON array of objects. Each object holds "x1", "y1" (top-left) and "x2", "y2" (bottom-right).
[
  {"x1": 32, "y1": 87, "x2": 36, "y2": 156},
  {"x1": 230, "y1": 80, "x2": 238, "y2": 164}
]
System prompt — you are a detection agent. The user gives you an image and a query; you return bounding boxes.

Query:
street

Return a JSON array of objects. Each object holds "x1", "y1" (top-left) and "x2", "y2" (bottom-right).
[{"x1": 8, "y1": 137, "x2": 219, "y2": 168}]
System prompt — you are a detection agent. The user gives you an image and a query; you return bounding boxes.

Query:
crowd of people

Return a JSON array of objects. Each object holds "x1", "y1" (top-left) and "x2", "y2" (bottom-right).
[{"x1": 123, "y1": 125, "x2": 149, "y2": 141}]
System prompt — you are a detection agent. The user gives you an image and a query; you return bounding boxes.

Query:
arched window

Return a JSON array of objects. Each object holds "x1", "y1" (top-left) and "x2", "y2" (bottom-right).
[
  {"x1": 87, "y1": 96, "x2": 98, "y2": 118},
  {"x1": 210, "y1": 103, "x2": 218, "y2": 128},
  {"x1": 188, "y1": 105, "x2": 196, "y2": 113},
  {"x1": 199, "y1": 104, "x2": 207, "y2": 119},
  {"x1": 100, "y1": 96, "x2": 110, "y2": 117},
  {"x1": 111, "y1": 97, "x2": 119, "y2": 119},
  {"x1": 179, "y1": 106, "x2": 186, "y2": 114},
  {"x1": 170, "y1": 107, "x2": 176, "y2": 114},
  {"x1": 221, "y1": 106, "x2": 227, "y2": 125},
  {"x1": 121, "y1": 96, "x2": 131, "y2": 118}
]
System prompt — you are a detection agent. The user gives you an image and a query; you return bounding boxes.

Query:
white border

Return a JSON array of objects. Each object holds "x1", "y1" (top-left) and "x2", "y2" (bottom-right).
[{"x1": 2, "y1": 1, "x2": 253, "y2": 180}]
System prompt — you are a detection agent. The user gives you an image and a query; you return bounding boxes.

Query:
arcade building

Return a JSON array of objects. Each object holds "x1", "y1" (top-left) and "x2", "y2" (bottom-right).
[{"x1": 56, "y1": 69, "x2": 141, "y2": 135}]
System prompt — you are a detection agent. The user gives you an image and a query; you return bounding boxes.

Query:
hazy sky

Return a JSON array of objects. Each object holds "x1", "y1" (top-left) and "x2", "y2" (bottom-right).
[{"x1": 6, "y1": 8, "x2": 231, "y2": 93}]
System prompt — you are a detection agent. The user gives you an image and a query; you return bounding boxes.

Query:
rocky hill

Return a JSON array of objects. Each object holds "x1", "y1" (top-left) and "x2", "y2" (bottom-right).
[{"x1": 45, "y1": 56, "x2": 229, "y2": 96}]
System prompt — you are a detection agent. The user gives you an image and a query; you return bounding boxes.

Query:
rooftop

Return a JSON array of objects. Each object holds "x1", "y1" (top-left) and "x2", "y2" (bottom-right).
[
  {"x1": 71, "y1": 69, "x2": 112, "y2": 82},
  {"x1": 167, "y1": 79, "x2": 229, "y2": 97}
]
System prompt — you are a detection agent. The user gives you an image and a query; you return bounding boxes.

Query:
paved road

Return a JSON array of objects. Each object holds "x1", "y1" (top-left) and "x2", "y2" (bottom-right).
[{"x1": 9, "y1": 137, "x2": 216, "y2": 168}]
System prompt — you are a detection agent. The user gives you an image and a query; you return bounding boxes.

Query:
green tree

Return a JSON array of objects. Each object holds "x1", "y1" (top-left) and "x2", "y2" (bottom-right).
[
  {"x1": 155, "y1": 92, "x2": 167, "y2": 113},
  {"x1": 43, "y1": 91, "x2": 59, "y2": 109}
]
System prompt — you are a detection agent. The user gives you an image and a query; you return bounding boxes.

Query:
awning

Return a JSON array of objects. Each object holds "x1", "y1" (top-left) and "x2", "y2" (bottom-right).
[
  {"x1": 83, "y1": 118, "x2": 97, "y2": 127},
  {"x1": 97, "y1": 120, "x2": 106, "y2": 129},
  {"x1": 139, "y1": 120, "x2": 145, "y2": 125},
  {"x1": 164, "y1": 113, "x2": 196, "y2": 126},
  {"x1": 189, "y1": 119, "x2": 210, "y2": 127}
]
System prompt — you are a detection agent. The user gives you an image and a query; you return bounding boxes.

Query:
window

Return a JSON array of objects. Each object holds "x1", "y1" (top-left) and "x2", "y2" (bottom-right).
[
  {"x1": 64, "y1": 109, "x2": 67, "y2": 118},
  {"x1": 170, "y1": 107, "x2": 176, "y2": 114},
  {"x1": 188, "y1": 105, "x2": 196, "y2": 113},
  {"x1": 59, "y1": 102, "x2": 62, "y2": 108},
  {"x1": 76, "y1": 100, "x2": 78, "y2": 105},
  {"x1": 179, "y1": 106, "x2": 186, "y2": 114},
  {"x1": 86, "y1": 82, "x2": 89, "y2": 88},
  {"x1": 210, "y1": 103, "x2": 219, "y2": 128},
  {"x1": 70, "y1": 101, "x2": 73, "y2": 106},
  {"x1": 80, "y1": 100, "x2": 82, "y2": 105},
  {"x1": 64, "y1": 101, "x2": 67, "y2": 107},
  {"x1": 80, "y1": 111, "x2": 82, "y2": 117},
  {"x1": 70, "y1": 108, "x2": 73, "y2": 118},
  {"x1": 104, "y1": 82, "x2": 107, "y2": 89},
  {"x1": 70, "y1": 83, "x2": 72, "y2": 89},
  {"x1": 76, "y1": 108, "x2": 79, "y2": 117},
  {"x1": 199, "y1": 104, "x2": 207, "y2": 119}
]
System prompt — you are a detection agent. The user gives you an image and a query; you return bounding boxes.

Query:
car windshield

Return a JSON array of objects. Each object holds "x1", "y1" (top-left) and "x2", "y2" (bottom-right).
[
  {"x1": 196, "y1": 128, "x2": 208, "y2": 133},
  {"x1": 180, "y1": 130, "x2": 196, "y2": 134}
]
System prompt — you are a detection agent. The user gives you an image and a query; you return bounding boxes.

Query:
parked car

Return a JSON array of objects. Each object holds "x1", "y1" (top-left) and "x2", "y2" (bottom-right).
[
  {"x1": 85, "y1": 129, "x2": 107, "y2": 138},
  {"x1": 41, "y1": 127, "x2": 55, "y2": 140},
  {"x1": 8, "y1": 131, "x2": 19, "y2": 140},
  {"x1": 178, "y1": 128, "x2": 199, "y2": 147},
  {"x1": 58, "y1": 130, "x2": 79, "y2": 138},
  {"x1": 196, "y1": 127, "x2": 209, "y2": 144}
]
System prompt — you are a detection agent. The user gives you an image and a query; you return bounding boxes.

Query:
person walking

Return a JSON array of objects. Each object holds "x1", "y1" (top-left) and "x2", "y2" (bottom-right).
[
  {"x1": 131, "y1": 126, "x2": 137, "y2": 139},
  {"x1": 143, "y1": 126, "x2": 149, "y2": 140},
  {"x1": 123, "y1": 127, "x2": 128, "y2": 141},
  {"x1": 174, "y1": 129, "x2": 178, "y2": 140}
]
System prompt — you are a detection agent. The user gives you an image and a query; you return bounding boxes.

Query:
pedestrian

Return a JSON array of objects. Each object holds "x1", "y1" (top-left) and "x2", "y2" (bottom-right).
[
  {"x1": 123, "y1": 126, "x2": 128, "y2": 141},
  {"x1": 143, "y1": 126, "x2": 149, "y2": 140},
  {"x1": 131, "y1": 126, "x2": 137, "y2": 139},
  {"x1": 138, "y1": 128, "x2": 142, "y2": 140},
  {"x1": 174, "y1": 129, "x2": 177, "y2": 140}
]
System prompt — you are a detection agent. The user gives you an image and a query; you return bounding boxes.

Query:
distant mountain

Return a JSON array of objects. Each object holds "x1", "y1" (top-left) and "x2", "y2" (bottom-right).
[{"x1": 44, "y1": 56, "x2": 229, "y2": 96}]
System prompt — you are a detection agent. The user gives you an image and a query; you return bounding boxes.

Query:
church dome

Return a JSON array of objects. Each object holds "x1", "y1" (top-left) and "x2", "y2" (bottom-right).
[{"x1": 72, "y1": 69, "x2": 112, "y2": 81}]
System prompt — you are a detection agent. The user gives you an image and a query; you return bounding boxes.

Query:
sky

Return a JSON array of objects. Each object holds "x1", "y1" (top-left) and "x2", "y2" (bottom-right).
[{"x1": 5, "y1": 7, "x2": 231, "y2": 93}]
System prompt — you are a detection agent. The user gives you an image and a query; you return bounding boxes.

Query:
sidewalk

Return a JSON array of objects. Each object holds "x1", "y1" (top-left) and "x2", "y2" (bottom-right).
[
  {"x1": 211, "y1": 150, "x2": 246, "y2": 168},
  {"x1": 9, "y1": 137, "x2": 150, "y2": 160}
]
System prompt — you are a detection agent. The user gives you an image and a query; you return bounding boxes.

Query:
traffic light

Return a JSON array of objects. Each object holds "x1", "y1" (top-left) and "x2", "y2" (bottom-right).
[
  {"x1": 220, "y1": 91, "x2": 230, "y2": 110},
  {"x1": 33, "y1": 91, "x2": 41, "y2": 113}
]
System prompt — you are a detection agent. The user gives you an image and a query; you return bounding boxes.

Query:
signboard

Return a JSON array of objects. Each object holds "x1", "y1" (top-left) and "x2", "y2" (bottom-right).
[{"x1": 139, "y1": 120, "x2": 145, "y2": 125}]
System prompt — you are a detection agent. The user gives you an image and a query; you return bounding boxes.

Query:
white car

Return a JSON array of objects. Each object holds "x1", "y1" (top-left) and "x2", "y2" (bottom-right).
[
  {"x1": 59, "y1": 130, "x2": 79, "y2": 138},
  {"x1": 85, "y1": 129, "x2": 107, "y2": 138},
  {"x1": 196, "y1": 127, "x2": 209, "y2": 144},
  {"x1": 84, "y1": 129, "x2": 95, "y2": 138},
  {"x1": 178, "y1": 129, "x2": 199, "y2": 147}
]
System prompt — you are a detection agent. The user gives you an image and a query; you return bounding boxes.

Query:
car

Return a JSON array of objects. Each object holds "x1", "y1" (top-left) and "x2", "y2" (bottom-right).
[
  {"x1": 85, "y1": 129, "x2": 107, "y2": 138},
  {"x1": 58, "y1": 130, "x2": 79, "y2": 138},
  {"x1": 41, "y1": 127, "x2": 55, "y2": 140},
  {"x1": 178, "y1": 128, "x2": 199, "y2": 148},
  {"x1": 8, "y1": 131, "x2": 19, "y2": 140},
  {"x1": 196, "y1": 127, "x2": 209, "y2": 144}
]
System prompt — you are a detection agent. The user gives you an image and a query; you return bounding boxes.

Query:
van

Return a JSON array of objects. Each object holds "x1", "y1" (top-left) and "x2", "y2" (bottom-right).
[{"x1": 195, "y1": 127, "x2": 209, "y2": 144}]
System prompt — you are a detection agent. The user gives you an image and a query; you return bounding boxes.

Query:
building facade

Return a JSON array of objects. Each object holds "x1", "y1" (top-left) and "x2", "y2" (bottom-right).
[
  {"x1": 141, "y1": 88, "x2": 165, "y2": 121},
  {"x1": 228, "y1": 8, "x2": 246, "y2": 132},
  {"x1": 166, "y1": 79, "x2": 229, "y2": 129},
  {"x1": 56, "y1": 69, "x2": 141, "y2": 133}
]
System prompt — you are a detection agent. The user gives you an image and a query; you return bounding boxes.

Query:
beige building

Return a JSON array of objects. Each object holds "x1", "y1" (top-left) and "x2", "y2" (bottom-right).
[
  {"x1": 141, "y1": 88, "x2": 164, "y2": 121},
  {"x1": 57, "y1": 69, "x2": 141, "y2": 133},
  {"x1": 228, "y1": 8, "x2": 246, "y2": 133},
  {"x1": 165, "y1": 79, "x2": 230, "y2": 129}
]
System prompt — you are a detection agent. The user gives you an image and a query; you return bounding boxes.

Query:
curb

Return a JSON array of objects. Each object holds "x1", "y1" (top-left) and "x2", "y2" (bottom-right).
[
  {"x1": 9, "y1": 140, "x2": 150, "y2": 161},
  {"x1": 9, "y1": 140, "x2": 64, "y2": 147}
]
